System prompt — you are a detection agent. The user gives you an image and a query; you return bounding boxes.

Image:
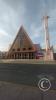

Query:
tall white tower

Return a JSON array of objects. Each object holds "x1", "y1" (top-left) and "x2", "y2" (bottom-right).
[
  {"x1": 43, "y1": 16, "x2": 54, "y2": 60},
  {"x1": 43, "y1": 16, "x2": 50, "y2": 52}
]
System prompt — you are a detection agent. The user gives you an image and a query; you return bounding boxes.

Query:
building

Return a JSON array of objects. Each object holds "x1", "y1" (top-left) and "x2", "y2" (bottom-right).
[
  {"x1": 0, "y1": 51, "x2": 3, "y2": 59},
  {"x1": 0, "y1": 51, "x2": 7, "y2": 59},
  {"x1": 34, "y1": 44, "x2": 44, "y2": 59},
  {"x1": 6, "y1": 26, "x2": 42, "y2": 59}
]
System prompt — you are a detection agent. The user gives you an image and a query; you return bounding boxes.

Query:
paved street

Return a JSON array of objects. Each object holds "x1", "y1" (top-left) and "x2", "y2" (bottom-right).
[
  {"x1": 0, "y1": 63, "x2": 56, "y2": 100},
  {"x1": 0, "y1": 63, "x2": 56, "y2": 87},
  {"x1": 0, "y1": 81, "x2": 56, "y2": 100}
]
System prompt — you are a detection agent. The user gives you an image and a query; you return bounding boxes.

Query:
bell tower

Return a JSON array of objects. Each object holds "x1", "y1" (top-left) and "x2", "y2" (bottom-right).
[
  {"x1": 43, "y1": 16, "x2": 50, "y2": 52},
  {"x1": 43, "y1": 16, "x2": 54, "y2": 60}
]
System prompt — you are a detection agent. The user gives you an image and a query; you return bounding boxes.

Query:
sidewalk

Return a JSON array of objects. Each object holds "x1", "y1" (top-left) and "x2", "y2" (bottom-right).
[{"x1": 0, "y1": 59, "x2": 56, "y2": 64}]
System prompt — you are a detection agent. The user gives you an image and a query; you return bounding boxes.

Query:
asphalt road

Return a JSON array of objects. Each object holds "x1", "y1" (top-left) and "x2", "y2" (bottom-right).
[
  {"x1": 0, "y1": 63, "x2": 56, "y2": 100},
  {"x1": 0, "y1": 63, "x2": 56, "y2": 88}
]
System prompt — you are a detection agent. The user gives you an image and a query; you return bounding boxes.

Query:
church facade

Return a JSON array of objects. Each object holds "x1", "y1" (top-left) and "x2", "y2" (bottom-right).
[{"x1": 6, "y1": 26, "x2": 43, "y2": 59}]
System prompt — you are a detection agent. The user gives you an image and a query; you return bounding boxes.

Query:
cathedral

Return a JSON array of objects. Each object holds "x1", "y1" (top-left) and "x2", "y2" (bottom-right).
[{"x1": 6, "y1": 26, "x2": 43, "y2": 59}]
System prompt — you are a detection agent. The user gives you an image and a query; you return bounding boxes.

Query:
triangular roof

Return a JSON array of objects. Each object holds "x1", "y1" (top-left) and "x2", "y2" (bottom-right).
[{"x1": 8, "y1": 26, "x2": 34, "y2": 53}]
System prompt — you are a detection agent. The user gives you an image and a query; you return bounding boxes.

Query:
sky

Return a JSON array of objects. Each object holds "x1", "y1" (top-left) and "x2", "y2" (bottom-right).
[{"x1": 0, "y1": 0, "x2": 56, "y2": 51}]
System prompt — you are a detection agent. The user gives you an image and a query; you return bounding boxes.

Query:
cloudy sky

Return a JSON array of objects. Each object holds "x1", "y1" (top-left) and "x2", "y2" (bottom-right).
[{"x1": 0, "y1": 0, "x2": 56, "y2": 51}]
